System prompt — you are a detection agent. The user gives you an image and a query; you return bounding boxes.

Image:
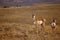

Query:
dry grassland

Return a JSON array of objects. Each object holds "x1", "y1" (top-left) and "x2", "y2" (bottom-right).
[{"x1": 0, "y1": 4, "x2": 60, "y2": 40}]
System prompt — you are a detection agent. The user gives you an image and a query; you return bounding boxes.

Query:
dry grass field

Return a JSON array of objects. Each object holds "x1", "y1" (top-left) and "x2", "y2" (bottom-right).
[{"x1": 0, "y1": 4, "x2": 60, "y2": 40}]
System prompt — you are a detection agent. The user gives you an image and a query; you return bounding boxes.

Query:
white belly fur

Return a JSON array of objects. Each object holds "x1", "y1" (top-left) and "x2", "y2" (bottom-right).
[{"x1": 34, "y1": 20, "x2": 43, "y2": 25}]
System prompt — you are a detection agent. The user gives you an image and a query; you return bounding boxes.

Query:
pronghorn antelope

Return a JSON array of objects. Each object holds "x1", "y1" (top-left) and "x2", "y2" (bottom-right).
[
  {"x1": 51, "y1": 18, "x2": 56, "y2": 32},
  {"x1": 32, "y1": 14, "x2": 46, "y2": 33}
]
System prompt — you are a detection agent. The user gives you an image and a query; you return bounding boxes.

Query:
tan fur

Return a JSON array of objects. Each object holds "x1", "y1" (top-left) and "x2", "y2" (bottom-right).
[{"x1": 32, "y1": 15, "x2": 46, "y2": 33}]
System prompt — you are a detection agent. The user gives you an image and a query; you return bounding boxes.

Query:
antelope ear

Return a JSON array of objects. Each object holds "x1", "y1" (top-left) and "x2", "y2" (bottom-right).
[
  {"x1": 44, "y1": 19, "x2": 46, "y2": 22},
  {"x1": 32, "y1": 14, "x2": 33, "y2": 18},
  {"x1": 32, "y1": 14, "x2": 34, "y2": 18}
]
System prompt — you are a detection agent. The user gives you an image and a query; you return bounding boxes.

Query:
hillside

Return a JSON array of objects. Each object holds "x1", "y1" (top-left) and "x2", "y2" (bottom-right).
[{"x1": 0, "y1": 0, "x2": 60, "y2": 6}]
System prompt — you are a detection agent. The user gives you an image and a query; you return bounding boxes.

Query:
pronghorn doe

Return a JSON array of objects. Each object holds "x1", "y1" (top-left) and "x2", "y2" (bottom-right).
[{"x1": 32, "y1": 14, "x2": 46, "y2": 33}]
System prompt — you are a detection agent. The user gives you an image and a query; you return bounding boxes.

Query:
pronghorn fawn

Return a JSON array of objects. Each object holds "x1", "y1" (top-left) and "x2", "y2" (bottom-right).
[
  {"x1": 32, "y1": 14, "x2": 46, "y2": 34},
  {"x1": 51, "y1": 18, "x2": 56, "y2": 33}
]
